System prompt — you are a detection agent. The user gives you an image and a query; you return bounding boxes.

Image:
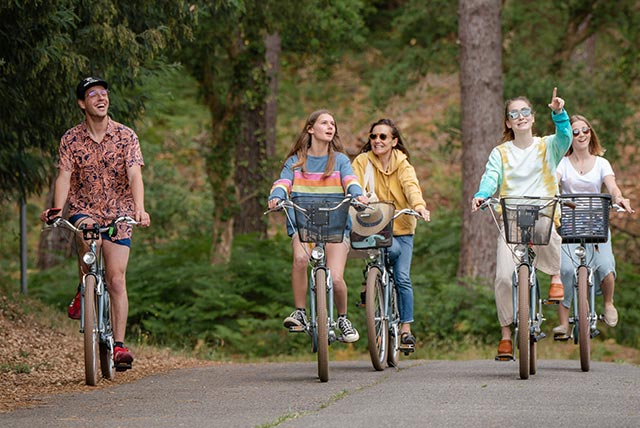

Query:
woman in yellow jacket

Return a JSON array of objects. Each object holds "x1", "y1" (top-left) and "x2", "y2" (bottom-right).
[{"x1": 352, "y1": 118, "x2": 430, "y2": 346}]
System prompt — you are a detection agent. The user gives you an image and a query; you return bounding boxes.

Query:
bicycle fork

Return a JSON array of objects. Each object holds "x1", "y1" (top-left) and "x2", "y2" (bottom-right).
[
  {"x1": 571, "y1": 258, "x2": 599, "y2": 338},
  {"x1": 309, "y1": 266, "x2": 337, "y2": 344},
  {"x1": 512, "y1": 263, "x2": 546, "y2": 343}
]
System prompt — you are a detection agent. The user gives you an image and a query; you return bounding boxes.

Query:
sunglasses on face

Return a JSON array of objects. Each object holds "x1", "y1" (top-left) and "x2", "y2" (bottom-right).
[
  {"x1": 506, "y1": 107, "x2": 532, "y2": 120},
  {"x1": 369, "y1": 133, "x2": 392, "y2": 141},
  {"x1": 572, "y1": 126, "x2": 590, "y2": 136},
  {"x1": 87, "y1": 89, "x2": 109, "y2": 98}
]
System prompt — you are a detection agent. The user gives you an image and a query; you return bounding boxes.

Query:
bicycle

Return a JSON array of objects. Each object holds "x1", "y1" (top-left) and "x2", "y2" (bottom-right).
[
  {"x1": 42, "y1": 215, "x2": 138, "y2": 385},
  {"x1": 265, "y1": 195, "x2": 356, "y2": 382},
  {"x1": 480, "y1": 195, "x2": 573, "y2": 379},
  {"x1": 556, "y1": 193, "x2": 624, "y2": 372},
  {"x1": 350, "y1": 202, "x2": 424, "y2": 371}
]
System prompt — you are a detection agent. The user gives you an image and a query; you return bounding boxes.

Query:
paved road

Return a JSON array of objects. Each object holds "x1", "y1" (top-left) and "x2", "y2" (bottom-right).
[{"x1": 1, "y1": 359, "x2": 639, "y2": 428}]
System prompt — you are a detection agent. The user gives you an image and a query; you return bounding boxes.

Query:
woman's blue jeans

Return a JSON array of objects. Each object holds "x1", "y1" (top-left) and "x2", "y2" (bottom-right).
[{"x1": 388, "y1": 235, "x2": 414, "y2": 324}]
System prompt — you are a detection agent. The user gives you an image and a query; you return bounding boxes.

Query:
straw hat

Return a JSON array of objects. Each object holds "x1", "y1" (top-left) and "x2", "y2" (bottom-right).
[{"x1": 350, "y1": 202, "x2": 394, "y2": 236}]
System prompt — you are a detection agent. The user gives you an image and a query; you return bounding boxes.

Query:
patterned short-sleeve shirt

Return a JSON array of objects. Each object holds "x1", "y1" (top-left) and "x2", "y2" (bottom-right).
[{"x1": 58, "y1": 118, "x2": 144, "y2": 240}]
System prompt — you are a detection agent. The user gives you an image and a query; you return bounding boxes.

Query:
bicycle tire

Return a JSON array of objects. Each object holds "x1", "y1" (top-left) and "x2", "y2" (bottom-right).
[
  {"x1": 83, "y1": 276, "x2": 99, "y2": 386},
  {"x1": 387, "y1": 283, "x2": 400, "y2": 368},
  {"x1": 517, "y1": 264, "x2": 530, "y2": 380},
  {"x1": 529, "y1": 282, "x2": 538, "y2": 375},
  {"x1": 577, "y1": 266, "x2": 590, "y2": 372},
  {"x1": 99, "y1": 291, "x2": 115, "y2": 380},
  {"x1": 315, "y1": 269, "x2": 329, "y2": 382},
  {"x1": 366, "y1": 267, "x2": 387, "y2": 371}
]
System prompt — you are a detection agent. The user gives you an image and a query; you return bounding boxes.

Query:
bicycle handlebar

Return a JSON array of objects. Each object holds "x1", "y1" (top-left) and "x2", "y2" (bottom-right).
[
  {"x1": 393, "y1": 208, "x2": 424, "y2": 220},
  {"x1": 43, "y1": 215, "x2": 139, "y2": 235},
  {"x1": 264, "y1": 195, "x2": 359, "y2": 215},
  {"x1": 477, "y1": 195, "x2": 578, "y2": 211}
]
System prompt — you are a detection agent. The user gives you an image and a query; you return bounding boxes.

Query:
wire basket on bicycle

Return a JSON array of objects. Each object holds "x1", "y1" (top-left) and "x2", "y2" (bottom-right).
[
  {"x1": 291, "y1": 195, "x2": 351, "y2": 243},
  {"x1": 350, "y1": 201, "x2": 395, "y2": 249},
  {"x1": 558, "y1": 193, "x2": 611, "y2": 244},
  {"x1": 500, "y1": 197, "x2": 557, "y2": 245}
]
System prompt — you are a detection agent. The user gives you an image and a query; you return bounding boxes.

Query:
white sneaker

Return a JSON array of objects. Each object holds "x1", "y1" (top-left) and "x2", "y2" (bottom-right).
[
  {"x1": 337, "y1": 316, "x2": 359, "y2": 343},
  {"x1": 284, "y1": 309, "x2": 308, "y2": 329}
]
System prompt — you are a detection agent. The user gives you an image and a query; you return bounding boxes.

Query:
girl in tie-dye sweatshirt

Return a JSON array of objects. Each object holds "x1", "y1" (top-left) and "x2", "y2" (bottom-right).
[
  {"x1": 471, "y1": 88, "x2": 572, "y2": 359},
  {"x1": 268, "y1": 109, "x2": 368, "y2": 343}
]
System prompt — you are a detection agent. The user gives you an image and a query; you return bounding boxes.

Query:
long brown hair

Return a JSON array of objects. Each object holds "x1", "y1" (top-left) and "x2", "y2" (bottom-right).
[
  {"x1": 500, "y1": 96, "x2": 534, "y2": 143},
  {"x1": 566, "y1": 114, "x2": 605, "y2": 156},
  {"x1": 285, "y1": 109, "x2": 345, "y2": 177},
  {"x1": 360, "y1": 118, "x2": 411, "y2": 160}
]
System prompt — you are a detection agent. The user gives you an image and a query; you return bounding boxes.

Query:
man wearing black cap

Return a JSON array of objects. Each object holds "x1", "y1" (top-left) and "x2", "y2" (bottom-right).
[{"x1": 41, "y1": 76, "x2": 151, "y2": 370}]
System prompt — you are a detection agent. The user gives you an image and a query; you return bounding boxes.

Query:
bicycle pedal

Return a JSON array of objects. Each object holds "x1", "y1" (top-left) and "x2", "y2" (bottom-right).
[
  {"x1": 543, "y1": 299, "x2": 560, "y2": 305},
  {"x1": 591, "y1": 329, "x2": 600, "y2": 338},
  {"x1": 533, "y1": 332, "x2": 547, "y2": 342},
  {"x1": 115, "y1": 362, "x2": 132, "y2": 372},
  {"x1": 399, "y1": 345, "x2": 414, "y2": 355},
  {"x1": 288, "y1": 326, "x2": 306, "y2": 333},
  {"x1": 495, "y1": 355, "x2": 515, "y2": 361}
]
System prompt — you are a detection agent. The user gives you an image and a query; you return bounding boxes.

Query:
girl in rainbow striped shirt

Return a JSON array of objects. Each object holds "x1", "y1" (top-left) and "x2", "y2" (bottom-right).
[{"x1": 268, "y1": 109, "x2": 368, "y2": 342}]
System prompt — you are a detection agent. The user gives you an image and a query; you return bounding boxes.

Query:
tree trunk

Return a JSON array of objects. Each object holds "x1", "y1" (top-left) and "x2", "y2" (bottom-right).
[
  {"x1": 264, "y1": 32, "x2": 280, "y2": 161},
  {"x1": 234, "y1": 103, "x2": 267, "y2": 235},
  {"x1": 457, "y1": 0, "x2": 503, "y2": 283}
]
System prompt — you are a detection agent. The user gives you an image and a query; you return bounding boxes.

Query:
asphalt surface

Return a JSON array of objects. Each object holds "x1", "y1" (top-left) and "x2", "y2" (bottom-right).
[{"x1": 1, "y1": 359, "x2": 639, "y2": 428}]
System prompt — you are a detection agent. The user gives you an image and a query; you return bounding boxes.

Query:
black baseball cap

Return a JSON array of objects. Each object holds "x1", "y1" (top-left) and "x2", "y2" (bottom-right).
[{"x1": 76, "y1": 77, "x2": 109, "y2": 99}]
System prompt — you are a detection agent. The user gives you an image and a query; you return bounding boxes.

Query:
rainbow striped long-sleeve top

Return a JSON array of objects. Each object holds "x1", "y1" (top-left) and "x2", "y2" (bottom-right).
[{"x1": 269, "y1": 153, "x2": 363, "y2": 236}]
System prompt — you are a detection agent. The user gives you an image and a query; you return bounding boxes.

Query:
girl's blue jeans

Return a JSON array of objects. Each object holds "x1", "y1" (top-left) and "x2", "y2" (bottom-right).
[{"x1": 388, "y1": 235, "x2": 415, "y2": 324}]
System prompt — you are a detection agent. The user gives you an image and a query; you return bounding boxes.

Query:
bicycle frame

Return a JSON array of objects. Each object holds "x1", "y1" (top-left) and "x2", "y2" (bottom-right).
[
  {"x1": 355, "y1": 206, "x2": 421, "y2": 371},
  {"x1": 481, "y1": 196, "x2": 563, "y2": 379},
  {"x1": 79, "y1": 235, "x2": 114, "y2": 375},
  {"x1": 265, "y1": 196, "x2": 353, "y2": 382},
  {"x1": 43, "y1": 216, "x2": 137, "y2": 385}
]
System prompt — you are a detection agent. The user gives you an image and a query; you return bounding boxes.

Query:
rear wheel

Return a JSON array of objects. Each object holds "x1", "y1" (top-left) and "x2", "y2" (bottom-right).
[
  {"x1": 83, "y1": 276, "x2": 99, "y2": 386},
  {"x1": 577, "y1": 266, "x2": 591, "y2": 372},
  {"x1": 315, "y1": 269, "x2": 329, "y2": 382},
  {"x1": 387, "y1": 283, "x2": 400, "y2": 368},
  {"x1": 517, "y1": 264, "x2": 530, "y2": 380},
  {"x1": 365, "y1": 267, "x2": 387, "y2": 371},
  {"x1": 99, "y1": 291, "x2": 115, "y2": 380}
]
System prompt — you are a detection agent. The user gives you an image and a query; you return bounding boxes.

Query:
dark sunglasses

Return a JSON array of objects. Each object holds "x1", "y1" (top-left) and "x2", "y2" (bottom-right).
[
  {"x1": 506, "y1": 107, "x2": 532, "y2": 120},
  {"x1": 369, "y1": 133, "x2": 392, "y2": 141},
  {"x1": 572, "y1": 126, "x2": 590, "y2": 136}
]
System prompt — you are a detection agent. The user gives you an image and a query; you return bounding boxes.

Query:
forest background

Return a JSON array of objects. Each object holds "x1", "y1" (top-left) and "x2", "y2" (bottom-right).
[{"x1": 1, "y1": 0, "x2": 639, "y2": 361}]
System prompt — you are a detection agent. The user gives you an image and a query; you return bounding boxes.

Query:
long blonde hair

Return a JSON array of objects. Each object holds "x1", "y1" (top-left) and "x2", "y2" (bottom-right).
[{"x1": 285, "y1": 109, "x2": 345, "y2": 177}]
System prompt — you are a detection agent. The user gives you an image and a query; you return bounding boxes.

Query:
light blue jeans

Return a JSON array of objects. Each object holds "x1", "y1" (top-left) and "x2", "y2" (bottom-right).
[
  {"x1": 560, "y1": 229, "x2": 616, "y2": 309},
  {"x1": 388, "y1": 235, "x2": 415, "y2": 324}
]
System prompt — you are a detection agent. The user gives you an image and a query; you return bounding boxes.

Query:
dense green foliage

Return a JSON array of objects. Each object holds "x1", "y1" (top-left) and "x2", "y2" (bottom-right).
[
  {"x1": 0, "y1": 0, "x2": 196, "y2": 201},
  {"x1": 2, "y1": 1, "x2": 639, "y2": 360}
]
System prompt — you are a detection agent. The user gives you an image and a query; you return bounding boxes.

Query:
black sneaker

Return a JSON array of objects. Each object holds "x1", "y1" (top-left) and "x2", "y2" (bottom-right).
[
  {"x1": 283, "y1": 309, "x2": 308, "y2": 329},
  {"x1": 338, "y1": 316, "x2": 359, "y2": 342}
]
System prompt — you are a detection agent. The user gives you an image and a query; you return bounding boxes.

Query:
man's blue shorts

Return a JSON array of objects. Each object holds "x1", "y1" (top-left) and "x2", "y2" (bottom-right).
[{"x1": 69, "y1": 214, "x2": 131, "y2": 247}]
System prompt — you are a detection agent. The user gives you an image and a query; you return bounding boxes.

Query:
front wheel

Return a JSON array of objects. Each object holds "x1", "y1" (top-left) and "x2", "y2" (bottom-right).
[
  {"x1": 517, "y1": 264, "x2": 530, "y2": 380},
  {"x1": 365, "y1": 267, "x2": 387, "y2": 371},
  {"x1": 577, "y1": 266, "x2": 590, "y2": 372},
  {"x1": 315, "y1": 269, "x2": 329, "y2": 382},
  {"x1": 83, "y1": 276, "x2": 99, "y2": 386}
]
